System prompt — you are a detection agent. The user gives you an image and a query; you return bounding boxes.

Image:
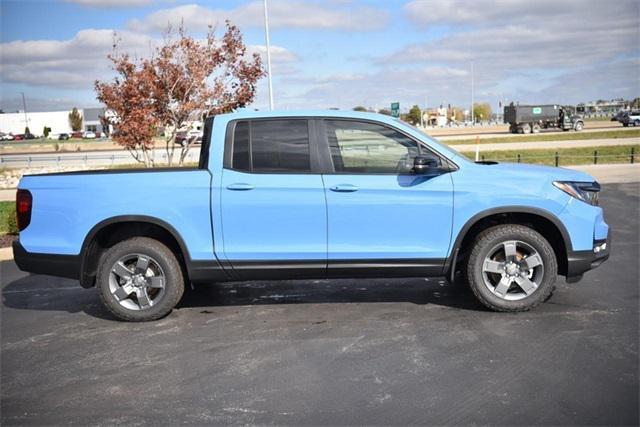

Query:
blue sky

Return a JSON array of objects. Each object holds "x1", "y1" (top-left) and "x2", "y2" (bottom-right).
[{"x1": 1, "y1": 0, "x2": 639, "y2": 113}]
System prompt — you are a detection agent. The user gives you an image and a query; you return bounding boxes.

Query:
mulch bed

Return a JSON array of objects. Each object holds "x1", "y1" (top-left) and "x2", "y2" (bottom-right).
[{"x1": 0, "y1": 234, "x2": 17, "y2": 248}]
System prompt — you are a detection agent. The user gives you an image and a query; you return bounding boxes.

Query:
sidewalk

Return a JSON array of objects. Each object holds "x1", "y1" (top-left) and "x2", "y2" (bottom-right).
[{"x1": 451, "y1": 137, "x2": 639, "y2": 152}]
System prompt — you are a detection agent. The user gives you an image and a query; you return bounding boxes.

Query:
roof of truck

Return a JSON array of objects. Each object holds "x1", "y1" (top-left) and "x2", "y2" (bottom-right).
[{"x1": 217, "y1": 109, "x2": 396, "y2": 121}]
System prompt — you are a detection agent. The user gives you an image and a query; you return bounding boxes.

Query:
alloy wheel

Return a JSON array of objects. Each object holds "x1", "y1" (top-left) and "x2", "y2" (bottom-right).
[
  {"x1": 108, "y1": 253, "x2": 166, "y2": 310},
  {"x1": 481, "y1": 240, "x2": 544, "y2": 301}
]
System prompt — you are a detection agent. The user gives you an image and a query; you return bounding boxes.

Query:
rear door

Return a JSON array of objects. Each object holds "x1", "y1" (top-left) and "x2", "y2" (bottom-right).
[
  {"x1": 319, "y1": 119, "x2": 454, "y2": 277},
  {"x1": 220, "y1": 119, "x2": 327, "y2": 279}
]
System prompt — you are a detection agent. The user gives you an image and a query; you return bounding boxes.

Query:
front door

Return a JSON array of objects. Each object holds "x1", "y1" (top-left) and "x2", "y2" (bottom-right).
[
  {"x1": 320, "y1": 119, "x2": 454, "y2": 277},
  {"x1": 220, "y1": 119, "x2": 327, "y2": 279}
]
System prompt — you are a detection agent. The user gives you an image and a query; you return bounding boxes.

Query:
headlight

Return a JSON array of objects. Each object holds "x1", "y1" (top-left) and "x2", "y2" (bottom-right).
[{"x1": 553, "y1": 181, "x2": 600, "y2": 206}]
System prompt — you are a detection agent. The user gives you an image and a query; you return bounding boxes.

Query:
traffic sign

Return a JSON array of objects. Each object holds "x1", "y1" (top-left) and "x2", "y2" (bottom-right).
[{"x1": 391, "y1": 102, "x2": 400, "y2": 118}]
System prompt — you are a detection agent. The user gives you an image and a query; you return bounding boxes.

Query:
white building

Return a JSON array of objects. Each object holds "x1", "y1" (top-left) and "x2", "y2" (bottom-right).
[
  {"x1": 0, "y1": 107, "x2": 110, "y2": 137},
  {"x1": 0, "y1": 110, "x2": 72, "y2": 136}
]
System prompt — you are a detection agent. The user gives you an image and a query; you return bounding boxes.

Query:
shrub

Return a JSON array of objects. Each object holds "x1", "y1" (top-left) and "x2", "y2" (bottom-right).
[{"x1": 0, "y1": 202, "x2": 17, "y2": 235}]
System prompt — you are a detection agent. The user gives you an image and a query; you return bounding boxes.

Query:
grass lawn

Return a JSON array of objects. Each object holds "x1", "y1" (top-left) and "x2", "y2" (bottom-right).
[
  {"x1": 0, "y1": 201, "x2": 17, "y2": 235},
  {"x1": 445, "y1": 129, "x2": 639, "y2": 145},
  {"x1": 463, "y1": 144, "x2": 639, "y2": 166}
]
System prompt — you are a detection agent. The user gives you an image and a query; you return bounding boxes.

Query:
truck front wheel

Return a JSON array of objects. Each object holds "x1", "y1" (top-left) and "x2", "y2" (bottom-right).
[
  {"x1": 466, "y1": 224, "x2": 557, "y2": 312},
  {"x1": 96, "y1": 237, "x2": 185, "y2": 321},
  {"x1": 574, "y1": 122, "x2": 584, "y2": 131}
]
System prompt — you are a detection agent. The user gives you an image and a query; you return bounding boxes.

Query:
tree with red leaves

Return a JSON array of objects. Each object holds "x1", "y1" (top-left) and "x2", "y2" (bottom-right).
[{"x1": 96, "y1": 22, "x2": 264, "y2": 167}]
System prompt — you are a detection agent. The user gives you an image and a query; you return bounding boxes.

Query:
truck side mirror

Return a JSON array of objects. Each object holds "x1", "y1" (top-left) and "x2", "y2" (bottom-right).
[{"x1": 413, "y1": 156, "x2": 440, "y2": 174}]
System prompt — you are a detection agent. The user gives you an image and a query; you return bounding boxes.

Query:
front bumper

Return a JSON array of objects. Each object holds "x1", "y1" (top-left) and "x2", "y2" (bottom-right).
[
  {"x1": 566, "y1": 231, "x2": 611, "y2": 281},
  {"x1": 12, "y1": 240, "x2": 80, "y2": 280}
]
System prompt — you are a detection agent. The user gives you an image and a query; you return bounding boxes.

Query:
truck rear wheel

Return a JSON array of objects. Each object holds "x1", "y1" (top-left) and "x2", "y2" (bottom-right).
[
  {"x1": 466, "y1": 224, "x2": 557, "y2": 312},
  {"x1": 519, "y1": 123, "x2": 531, "y2": 134},
  {"x1": 96, "y1": 237, "x2": 185, "y2": 322},
  {"x1": 531, "y1": 123, "x2": 541, "y2": 133}
]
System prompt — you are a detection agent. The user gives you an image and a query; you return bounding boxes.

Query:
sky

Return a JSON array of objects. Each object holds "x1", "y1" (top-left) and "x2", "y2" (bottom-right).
[{"x1": 1, "y1": 0, "x2": 639, "y2": 113}]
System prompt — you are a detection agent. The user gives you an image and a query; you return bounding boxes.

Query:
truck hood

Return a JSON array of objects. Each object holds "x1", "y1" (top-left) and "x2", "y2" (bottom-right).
[{"x1": 475, "y1": 162, "x2": 596, "y2": 183}]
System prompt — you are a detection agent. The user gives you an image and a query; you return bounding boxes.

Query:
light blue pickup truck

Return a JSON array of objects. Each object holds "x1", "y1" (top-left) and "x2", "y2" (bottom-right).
[{"x1": 13, "y1": 111, "x2": 610, "y2": 321}]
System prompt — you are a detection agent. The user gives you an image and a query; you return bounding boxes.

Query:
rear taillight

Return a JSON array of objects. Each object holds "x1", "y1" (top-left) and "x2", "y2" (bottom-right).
[{"x1": 16, "y1": 189, "x2": 32, "y2": 231}]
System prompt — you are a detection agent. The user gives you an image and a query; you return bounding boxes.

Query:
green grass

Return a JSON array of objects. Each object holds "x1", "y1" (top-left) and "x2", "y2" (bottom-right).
[
  {"x1": 463, "y1": 144, "x2": 639, "y2": 166},
  {"x1": 445, "y1": 129, "x2": 639, "y2": 145},
  {"x1": 0, "y1": 201, "x2": 17, "y2": 235}
]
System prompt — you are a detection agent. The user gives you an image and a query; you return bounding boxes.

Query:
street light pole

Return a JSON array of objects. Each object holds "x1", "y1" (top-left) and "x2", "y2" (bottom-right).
[
  {"x1": 470, "y1": 62, "x2": 474, "y2": 125},
  {"x1": 21, "y1": 92, "x2": 29, "y2": 132},
  {"x1": 263, "y1": 0, "x2": 274, "y2": 111}
]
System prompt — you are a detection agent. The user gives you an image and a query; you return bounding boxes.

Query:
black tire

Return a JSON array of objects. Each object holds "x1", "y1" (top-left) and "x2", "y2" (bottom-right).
[
  {"x1": 623, "y1": 123, "x2": 629, "y2": 127},
  {"x1": 520, "y1": 123, "x2": 531, "y2": 134},
  {"x1": 634, "y1": 120, "x2": 640, "y2": 127},
  {"x1": 574, "y1": 121, "x2": 584, "y2": 131},
  {"x1": 96, "y1": 237, "x2": 185, "y2": 321},
  {"x1": 466, "y1": 224, "x2": 557, "y2": 312},
  {"x1": 531, "y1": 123, "x2": 541, "y2": 133}
]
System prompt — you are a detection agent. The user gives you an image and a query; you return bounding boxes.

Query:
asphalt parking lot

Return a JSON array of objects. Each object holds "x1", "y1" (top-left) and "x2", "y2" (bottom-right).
[{"x1": 1, "y1": 183, "x2": 638, "y2": 425}]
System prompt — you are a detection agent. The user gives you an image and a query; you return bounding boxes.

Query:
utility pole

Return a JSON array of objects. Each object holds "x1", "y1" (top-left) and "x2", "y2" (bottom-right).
[
  {"x1": 470, "y1": 62, "x2": 475, "y2": 125},
  {"x1": 21, "y1": 92, "x2": 29, "y2": 131},
  {"x1": 263, "y1": 0, "x2": 274, "y2": 111}
]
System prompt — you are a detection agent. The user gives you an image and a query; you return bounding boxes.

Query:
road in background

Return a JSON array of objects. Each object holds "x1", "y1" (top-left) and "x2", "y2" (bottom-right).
[
  {"x1": 1, "y1": 183, "x2": 638, "y2": 425},
  {"x1": 452, "y1": 137, "x2": 639, "y2": 152}
]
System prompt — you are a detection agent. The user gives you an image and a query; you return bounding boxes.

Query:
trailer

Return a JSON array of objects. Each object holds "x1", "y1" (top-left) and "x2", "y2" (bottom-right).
[{"x1": 504, "y1": 104, "x2": 584, "y2": 134}]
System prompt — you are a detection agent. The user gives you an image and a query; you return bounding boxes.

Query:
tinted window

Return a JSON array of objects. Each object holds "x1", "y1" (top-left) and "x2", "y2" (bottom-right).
[
  {"x1": 251, "y1": 120, "x2": 310, "y2": 172},
  {"x1": 326, "y1": 120, "x2": 425, "y2": 174},
  {"x1": 232, "y1": 121, "x2": 250, "y2": 171}
]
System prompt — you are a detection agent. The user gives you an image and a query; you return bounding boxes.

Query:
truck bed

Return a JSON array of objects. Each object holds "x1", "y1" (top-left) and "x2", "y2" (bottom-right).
[{"x1": 18, "y1": 168, "x2": 216, "y2": 260}]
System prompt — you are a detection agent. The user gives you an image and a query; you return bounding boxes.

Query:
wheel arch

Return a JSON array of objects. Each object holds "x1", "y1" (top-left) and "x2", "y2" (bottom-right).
[
  {"x1": 79, "y1": 215, "x2": 192, "y2": 288},
  {"x1": 446, "y1": 206, "x2": 573, "y2": 278}
]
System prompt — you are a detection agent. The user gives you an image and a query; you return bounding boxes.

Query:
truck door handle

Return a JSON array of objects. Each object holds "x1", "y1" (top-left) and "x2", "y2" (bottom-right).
[
  {"x1": 330, "y1": 184, "x2": 359, "y2": 192},
  {"x1": 226, "y1": 183, "x2": 255, "y2": 191}
]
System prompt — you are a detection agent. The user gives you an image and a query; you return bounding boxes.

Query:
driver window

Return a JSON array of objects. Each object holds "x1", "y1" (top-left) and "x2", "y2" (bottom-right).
[{"x1": 326, "y1": 120, "x2": 421, "y2": 174}]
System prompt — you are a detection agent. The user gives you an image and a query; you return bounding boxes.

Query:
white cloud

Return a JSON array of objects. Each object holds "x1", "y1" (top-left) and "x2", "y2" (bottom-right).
[
  {"x1": 403, "y1": 0, "x2": 637, "y2": 26},
  {"x1": 64, "y1": 0, "x2": 156, "y2": 7},
  {"x1": 128, "y1": 1, "x2": 389, "y2": 32},
  {"x1": 0, "y1": 28, "x2": 297, "y2": 90}
]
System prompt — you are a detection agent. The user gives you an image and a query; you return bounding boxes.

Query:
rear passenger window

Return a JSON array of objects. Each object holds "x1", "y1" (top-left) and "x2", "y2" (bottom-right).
[
  {"x1": 230, "y1": 120, "x2": 310, "y2": 173},
  {"x1": 251, "y1": 120, "x2": 310, "y2": 172}
]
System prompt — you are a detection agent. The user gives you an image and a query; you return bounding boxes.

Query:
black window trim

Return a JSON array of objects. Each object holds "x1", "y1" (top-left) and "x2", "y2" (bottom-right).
[
  {"x1": 223, "y1": 117, "x2": 324, "y2": 175},
  {"x1": 316, "y1": 117, "x2": 458, "y2": 175},
  {"x1": 223, "y1": 116, "x2": 458, "y2": 175},
  {"x1": 198, "y1": 116, "x2": 215, "y2": 170}
]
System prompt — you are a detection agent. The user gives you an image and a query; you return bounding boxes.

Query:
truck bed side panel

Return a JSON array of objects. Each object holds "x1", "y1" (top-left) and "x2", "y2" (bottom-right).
[{"x1": 18, "y1": 169, "x2": 215, "y2": 260}]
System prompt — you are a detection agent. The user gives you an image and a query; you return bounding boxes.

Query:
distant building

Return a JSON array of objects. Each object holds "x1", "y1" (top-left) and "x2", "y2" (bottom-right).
[
  {"x1": 576, "y1": 99, "x2": 629, "y2": 117},
  {"x1": 0, "y1": 107, "x2": 111, "y2": 136}
]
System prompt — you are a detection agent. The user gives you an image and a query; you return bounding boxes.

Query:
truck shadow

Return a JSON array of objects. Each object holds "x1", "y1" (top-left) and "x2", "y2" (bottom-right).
[{"x1": 1, "y1": 270, "x2": 485, "y2": 321}]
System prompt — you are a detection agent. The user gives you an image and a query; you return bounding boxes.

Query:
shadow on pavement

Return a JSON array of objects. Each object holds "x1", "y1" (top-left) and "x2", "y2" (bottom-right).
[{"x1": 2, "y1": 270, "x2": 485, "y2": 321}]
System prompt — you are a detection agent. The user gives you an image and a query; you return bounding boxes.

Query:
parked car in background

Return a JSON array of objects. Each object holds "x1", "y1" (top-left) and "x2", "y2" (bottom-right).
[
  {"x1": 82, "y1": 131, "x2": 96, "y2": 139},
  {"x1": 0, "y1": 132, "x2": 15, "y2": 141},
  {"x1": 58, "y1": 133, "x2": 70, "y2": 140},
  {"x1": 70, "y1": 131, "x2": 83, "y2": 139},
  {"x1": 611, "y1": 110, "x2": 629, "y2": 122},
  {"x1": 620, "y1": 110, "x2": 640, "y2": 127},
  {"x1": 13, "y1": 110, "x2": 610, "y2": 321},
  {"x1": 175, "y1": 129, "x2": 203, "y2": 147}
]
